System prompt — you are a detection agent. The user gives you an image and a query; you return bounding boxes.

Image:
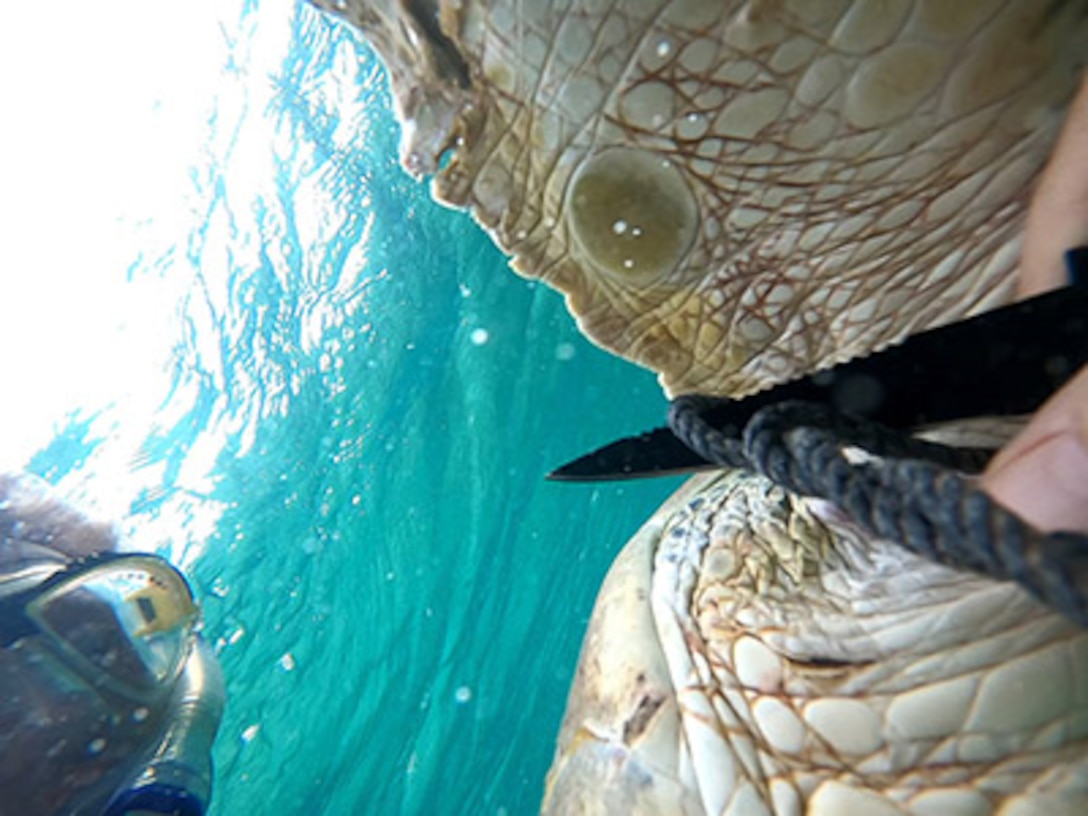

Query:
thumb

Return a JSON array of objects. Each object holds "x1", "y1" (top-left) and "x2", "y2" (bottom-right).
[{"x1": 981, "y1": 364, "x2": 1088, "y2": 533}]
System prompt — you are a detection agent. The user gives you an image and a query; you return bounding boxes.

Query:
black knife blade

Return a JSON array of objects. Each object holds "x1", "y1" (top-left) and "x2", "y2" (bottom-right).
[
  {"x1": 547, "y1": 426, "x2": 712, "y2": 482},
  {"x1": 549, "y1": 257, "x2": 1088, "y2": 482}
]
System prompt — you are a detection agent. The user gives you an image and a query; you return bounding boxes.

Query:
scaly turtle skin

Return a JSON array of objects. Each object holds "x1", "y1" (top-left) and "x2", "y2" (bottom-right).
[
  {"x1": 543, "y1": 468, "x2": 1087, "y2": 814},
  {"x1": 314, "y1": 0, "x2": 1084, "y2": 398},
  {"x1": 311, "y1": 1, "x2": 1088, "y2": 812}
]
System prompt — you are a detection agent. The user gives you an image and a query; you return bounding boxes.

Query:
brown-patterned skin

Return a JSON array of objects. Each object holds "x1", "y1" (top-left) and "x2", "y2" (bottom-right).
[
  {"x1": 541, "y1": 469, "x2": 1088, "y2": 815},
  {"x1": 309, "y1": 2, "x2": 1088, "y2": 813},
  {"x1": 312, "y1": 0, "x2": 1086, "y2": 397}
]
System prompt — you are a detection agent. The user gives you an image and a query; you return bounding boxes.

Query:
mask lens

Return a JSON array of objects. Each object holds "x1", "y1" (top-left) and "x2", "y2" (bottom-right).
[{"x1": 27, "y1": 556, "x2": 198, "y2": 695}]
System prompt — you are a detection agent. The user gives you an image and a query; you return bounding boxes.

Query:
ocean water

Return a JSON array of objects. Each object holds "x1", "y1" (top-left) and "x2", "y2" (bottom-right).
[{"x1": 7, "y1": 2, "x2": 682, "y2": 813}]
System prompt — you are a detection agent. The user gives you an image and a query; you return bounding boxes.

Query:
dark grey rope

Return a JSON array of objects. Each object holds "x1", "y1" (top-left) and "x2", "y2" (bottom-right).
[{"x1": 669, "y1": 395, "x2": 1088, "y2": 627}]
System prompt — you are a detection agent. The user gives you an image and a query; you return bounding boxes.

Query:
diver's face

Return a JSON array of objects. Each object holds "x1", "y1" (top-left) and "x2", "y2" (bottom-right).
[
  {"x1": 0, "y1": 477, "x2": 210, "y2": 813},
  {"x1": 0, "y1": 638, "x2": 173, "y2": 815}
]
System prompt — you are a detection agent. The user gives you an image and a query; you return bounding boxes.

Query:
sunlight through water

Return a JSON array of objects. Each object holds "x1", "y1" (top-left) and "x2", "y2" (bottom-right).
[{"x1": 0, "y1": 2, "x2": 679, "y2": 813}]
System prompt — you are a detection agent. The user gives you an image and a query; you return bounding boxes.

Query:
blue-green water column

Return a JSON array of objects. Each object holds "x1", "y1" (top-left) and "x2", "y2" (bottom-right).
[{"x1": 177, "y1": 5, "x2": 683, "y2": 814}]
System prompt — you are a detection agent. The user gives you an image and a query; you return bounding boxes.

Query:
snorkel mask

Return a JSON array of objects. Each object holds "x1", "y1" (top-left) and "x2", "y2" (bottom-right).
[
  {"x1": 0, "y1": 475, "x2": 224, "y2": 816},
  {"x1": 0, "y1": 553, "x2": 201, "y2": 700}
]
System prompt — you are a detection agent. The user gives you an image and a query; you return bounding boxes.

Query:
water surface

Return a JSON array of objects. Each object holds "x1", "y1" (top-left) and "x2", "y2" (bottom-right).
[{"x1": 6, "y1": 3, "x2": 683, "y2": 813}]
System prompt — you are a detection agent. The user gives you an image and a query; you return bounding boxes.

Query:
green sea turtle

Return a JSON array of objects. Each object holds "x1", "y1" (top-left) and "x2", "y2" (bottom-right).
[{"x1": 310, "y1": 1, "x2": 1088, "y2": 812}]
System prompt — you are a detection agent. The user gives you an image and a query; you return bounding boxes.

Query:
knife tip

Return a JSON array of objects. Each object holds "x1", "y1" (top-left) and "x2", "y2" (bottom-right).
[{"x1": 545, "y1": 462, "x2": 612, "y2": 482}]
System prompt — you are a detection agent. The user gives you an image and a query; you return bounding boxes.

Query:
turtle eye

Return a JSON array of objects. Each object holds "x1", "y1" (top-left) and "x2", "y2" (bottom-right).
[{"x1": 566, "y1": 148, "x2": 698, "y2": 285}]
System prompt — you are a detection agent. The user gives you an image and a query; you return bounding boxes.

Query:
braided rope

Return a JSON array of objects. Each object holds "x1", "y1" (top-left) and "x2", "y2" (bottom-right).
[{"x1": 669, "y1": 396, "x2": 1088, "y2": 627}]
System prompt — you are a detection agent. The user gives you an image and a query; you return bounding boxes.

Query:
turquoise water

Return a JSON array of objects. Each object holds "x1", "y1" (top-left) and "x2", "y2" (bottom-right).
[{"x1": 21, "y1": 3, "x2": 682, "y2": 813}]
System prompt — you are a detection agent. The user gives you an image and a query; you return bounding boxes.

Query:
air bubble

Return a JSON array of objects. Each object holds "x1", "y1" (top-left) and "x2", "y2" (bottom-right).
[{"x1": 555, "y1": 342, "x2": 576, "y2": 361}]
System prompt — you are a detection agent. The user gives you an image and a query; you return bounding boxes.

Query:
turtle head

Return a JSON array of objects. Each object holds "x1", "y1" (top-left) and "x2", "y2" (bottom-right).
[{"x1": 315, "y1": 0, "x2": 1087, "y2": 397}]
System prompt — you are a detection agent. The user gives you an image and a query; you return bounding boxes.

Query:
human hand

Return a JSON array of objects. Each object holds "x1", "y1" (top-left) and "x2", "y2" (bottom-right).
[
  {"x1": 982, "y1": 364, "x2": 1088, "y2": 532},
  {"x1": 980, "y1": 72, "x2": 1088, "y2": 532}
]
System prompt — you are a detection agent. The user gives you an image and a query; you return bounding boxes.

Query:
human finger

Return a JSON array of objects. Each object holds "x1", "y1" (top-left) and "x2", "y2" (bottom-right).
[{"x1": 981, "y1": 364, "x2": 1088, "y2": 532}]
